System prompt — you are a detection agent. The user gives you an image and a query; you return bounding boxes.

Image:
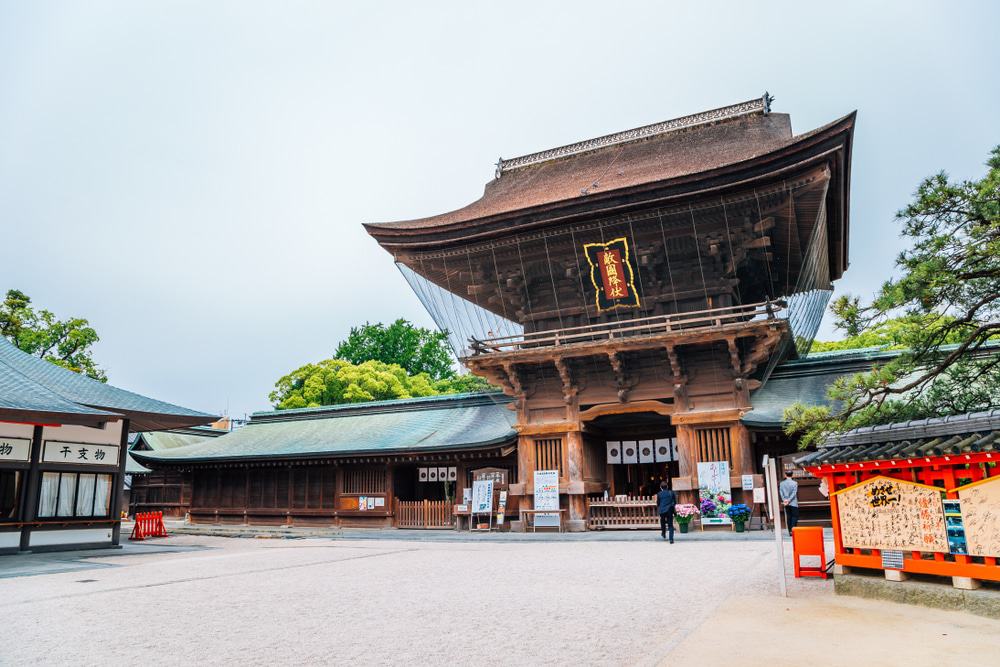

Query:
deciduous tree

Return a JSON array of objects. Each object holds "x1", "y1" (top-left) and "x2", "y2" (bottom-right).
[
  {"x1": 334, "y1": 319, "x2": 455, "y2": 380},
  {"x1": 0, "y1": 289, "x2": 107, "y2": 382}
]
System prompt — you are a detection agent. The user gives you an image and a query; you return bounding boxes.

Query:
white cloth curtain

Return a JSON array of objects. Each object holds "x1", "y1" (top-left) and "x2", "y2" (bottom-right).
[
  {"x1": 94, "y1": 474, "x2": 112, "y2": 517},
  {"x1": 38, "y1": 472, "x2": 59, "y2": 518},
  {"x1": 75, "y1": 474, "x2": 96, "y2": 517},
  {"x1": 57, "y1": 473, "x2": 77, "y2": 517}
]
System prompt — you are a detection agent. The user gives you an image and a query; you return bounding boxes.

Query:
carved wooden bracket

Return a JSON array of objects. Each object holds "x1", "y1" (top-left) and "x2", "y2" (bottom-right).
[
  {"x1": 607, "y1": 352, "x2": 631, "y2": 402},
  {"x1": 554, "y1": 358, "x2": 578, "y2": 404},
  {"x1": 741, "y1": 327, "x2": 785, "y2": 377},
  {"x1": 499, "y1": 362, "x2": 528, "y2": 412},
  {"x1": 725, "y1": 336, "x2": 742, "y2": 377},
  {"x1": 664, "y1": 344, "x2": 685, "y2": 384}
]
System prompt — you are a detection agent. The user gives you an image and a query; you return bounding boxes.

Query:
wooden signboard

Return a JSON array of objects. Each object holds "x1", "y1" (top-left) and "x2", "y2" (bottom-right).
[
  {"x1": 472, "y1": 467, "x2": 507, "y2": 486},
  {"x1": 956, "y1": 476, "x2": 1000, "y2": 558},
  {"x1": 833, "y1": 476, "x2": 948, "y2": 553}
]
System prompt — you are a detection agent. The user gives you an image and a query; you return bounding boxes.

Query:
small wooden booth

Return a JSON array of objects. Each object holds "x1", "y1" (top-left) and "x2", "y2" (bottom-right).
[
  {"x1": 0, "y1": 337, "x2": 214, "y2": 554},
  {"x1": 798, "y1": 410, "x2": 1000, "y2": 590}
]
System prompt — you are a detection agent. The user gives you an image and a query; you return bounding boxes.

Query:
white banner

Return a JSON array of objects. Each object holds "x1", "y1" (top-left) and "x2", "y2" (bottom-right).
[
  {"x1": 42, "y1": 441, "x2": 119, "y2": 467},
  {"x1": 638, "y1": 440, "x2": 655, "y2": 464},
  {"x1": 697, "y1": 461, "x2": 732, "y2": 519},
  {"x1": 606, "y1": 441, "x2": 622, "y2": 464},
  {"x1": 534, "y1": 469, "x2": 560, "y2": 527},
  {"x1": 471, "y1": 479, "x2": 494, "y2": 514},
  {"x1": 621, "y1": 441, "x2": 639, "y2": 464},
  {"x1": 0, "y1": 437, "x2": 31, "y2": 462}
]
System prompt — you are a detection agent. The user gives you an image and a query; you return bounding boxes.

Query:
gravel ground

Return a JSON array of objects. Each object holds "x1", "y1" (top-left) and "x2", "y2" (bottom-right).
[{"x1": 1, "y1": 535, "x2": 997, "y2": 666}]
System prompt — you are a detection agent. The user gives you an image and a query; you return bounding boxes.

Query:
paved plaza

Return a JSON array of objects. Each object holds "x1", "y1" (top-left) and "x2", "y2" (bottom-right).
[{"x1": 2, "y1": 533, "x2": 999, "y2": 666}]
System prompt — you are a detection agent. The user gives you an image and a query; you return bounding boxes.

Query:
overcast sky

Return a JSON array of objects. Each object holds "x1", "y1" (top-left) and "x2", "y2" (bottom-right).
[{"x1": 2, "y1": 1, "x2": 997, "y2": 419}]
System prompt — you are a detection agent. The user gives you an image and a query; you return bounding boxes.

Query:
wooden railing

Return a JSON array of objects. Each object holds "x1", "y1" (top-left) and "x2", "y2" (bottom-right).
[
  {"x1": 395, "y1": 499, "x2": 454, "y2": 529},
  {"x1": 587, "y1": 496, "x2": 660, "y2": 530},
  {"x1": 467, "y1": 300, "x2": 785, "y2": 355}
]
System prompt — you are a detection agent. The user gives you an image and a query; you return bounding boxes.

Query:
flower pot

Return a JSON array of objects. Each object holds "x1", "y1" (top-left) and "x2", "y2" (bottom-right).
[
  {"x1": 734, "y1": 521, "x2": 746, "y2": 533},
  {"x1": 678, "y1": 522, "x2": 690, "y2": 534}
]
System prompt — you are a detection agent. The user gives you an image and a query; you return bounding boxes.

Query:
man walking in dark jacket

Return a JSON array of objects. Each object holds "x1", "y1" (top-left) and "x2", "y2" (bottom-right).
[{"x1": 657, "y1": 481, "x2": 677, "y2": 543}]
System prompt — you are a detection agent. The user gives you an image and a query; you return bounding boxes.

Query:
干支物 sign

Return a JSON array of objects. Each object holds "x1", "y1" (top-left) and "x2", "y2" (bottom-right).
[
  {"x1": 42, "y1": 441, "x2": 119, "y2": 466},
  {"x1": 0, "y1": 437, "x2": 30, "y2": 462}
]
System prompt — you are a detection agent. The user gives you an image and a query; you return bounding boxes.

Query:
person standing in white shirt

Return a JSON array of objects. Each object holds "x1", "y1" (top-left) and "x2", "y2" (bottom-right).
[{"x1": 778, "y1": 470, "x2": 799, "y2": 536}]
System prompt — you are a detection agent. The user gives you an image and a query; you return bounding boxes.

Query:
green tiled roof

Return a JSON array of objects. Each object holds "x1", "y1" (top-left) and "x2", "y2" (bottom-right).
[
  {"x1": 745, "y1": 341, "x2": 999, "y2": 428},
  {"x1": 0, "y1": 336, "x2": 216, "y2": 431},
  {"x1": 0, "y1": 353, "x2": 120, "y2": 425},
  {"x1": 127, "y1": 427, "x2": 228, "y2": 473},
  {"x1": 743, "y1": 346, "x2": 903, "y2": 428},
  {"x1": 133, "y1": 393, "x2": 517, "y2": 465}
]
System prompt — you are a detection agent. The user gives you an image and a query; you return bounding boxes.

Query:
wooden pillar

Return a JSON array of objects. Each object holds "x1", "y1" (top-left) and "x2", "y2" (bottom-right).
[
  {"x1": 673, "y1": 424, "x2": 698, "y2": 505},
  {"x1": 109, "y1": 418, "x2": 130, "y2": 544},
  {"x1": 516, "y1": 433, "x2": 534, "y2": 494},
  {"x1": 18, "y1": 425, "x2": 44, "y2": 552},
  {"x1": 565, "y1": 429, "x2": 586, "y2": 531},
  {"x1": 732, "y1": 422, "x2": 754, "y2": 506}
]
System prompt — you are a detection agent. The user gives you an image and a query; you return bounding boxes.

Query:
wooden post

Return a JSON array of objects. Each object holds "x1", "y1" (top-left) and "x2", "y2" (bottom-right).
[
  {"x1": 765, "y1": 455, "x2": 787, "y2": 597},
  {"x1": 564, "y1": 430, "x2": 587, "y2": 531}
]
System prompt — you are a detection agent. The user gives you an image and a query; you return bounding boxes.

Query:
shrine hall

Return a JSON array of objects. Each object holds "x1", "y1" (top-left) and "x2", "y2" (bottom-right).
[
  {"x1": 133, "y1": 95, "x2": 856, "y2": 532},
  {"x1": 364, "y1": 94, "x2": 855, "y2": 531}
]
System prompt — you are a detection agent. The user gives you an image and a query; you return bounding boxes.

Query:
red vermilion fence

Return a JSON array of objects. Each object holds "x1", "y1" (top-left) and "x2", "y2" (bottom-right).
[{"x1": 129, "y1": 511, "x2": 169, "y2": 541}]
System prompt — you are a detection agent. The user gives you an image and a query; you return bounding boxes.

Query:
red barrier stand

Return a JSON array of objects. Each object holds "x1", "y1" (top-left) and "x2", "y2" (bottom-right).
[{"x1": 129, "y1": 511, "x2": 169, "y2": 541}]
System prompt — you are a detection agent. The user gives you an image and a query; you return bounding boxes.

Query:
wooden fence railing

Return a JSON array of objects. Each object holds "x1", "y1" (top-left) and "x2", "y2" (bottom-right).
[
  {"x1": 587, "y1": 496, "x2": 660, "y2": 530},
  {"x1": 467, "y1": 300, "x2": 785, "y2": 355},
  {"x1": 395, "y1": 499, "x2": 454, "y2": 529}
]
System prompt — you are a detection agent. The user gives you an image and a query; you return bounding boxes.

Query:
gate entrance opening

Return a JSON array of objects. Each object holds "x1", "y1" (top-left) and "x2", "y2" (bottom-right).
[{"x1": 587, "y1": 412, "x2": 677, "y2": 497}]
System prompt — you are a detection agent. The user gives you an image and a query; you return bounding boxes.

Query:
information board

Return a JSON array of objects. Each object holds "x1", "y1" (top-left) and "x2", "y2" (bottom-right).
[
  {"x1": 471, "y1": 479, "x2": 494, "y2": 515},
  {"x1": 834, "y1": 476, "x2": 948, "y2": 553},
  {"x1": 533, "y1": 469, "x2": 560, "y2": 528},
  {"x1": 957, "y1": 476, "x2": 1000, "y2": 557}
]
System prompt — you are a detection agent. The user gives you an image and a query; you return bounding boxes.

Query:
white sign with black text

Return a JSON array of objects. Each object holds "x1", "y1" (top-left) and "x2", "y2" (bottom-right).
[
  {"x1": 0, "y1": 437, "x2": 31, "y2": 462},
  {"x1": 42, "y1": 441, "x2": 119, "y2": 466}
]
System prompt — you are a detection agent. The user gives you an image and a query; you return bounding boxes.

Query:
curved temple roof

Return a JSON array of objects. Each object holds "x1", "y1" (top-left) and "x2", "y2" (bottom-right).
[
  {"x1": 133, "y1": 393, "x2": 518, "y2": 465},
  {"x1": 0, "y1": 336, "x2": 216, "y2": 431},
  {"x1": 365, "y1": 95, "x2": 855, "y2": 281}
]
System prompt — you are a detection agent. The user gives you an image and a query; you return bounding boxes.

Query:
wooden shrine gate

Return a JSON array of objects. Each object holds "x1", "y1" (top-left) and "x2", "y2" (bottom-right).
[{"x1": 395, "y1": 499, "x2": 454, "y2": 529}]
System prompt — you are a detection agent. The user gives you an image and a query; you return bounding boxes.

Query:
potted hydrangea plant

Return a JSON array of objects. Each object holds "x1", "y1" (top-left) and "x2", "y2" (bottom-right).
[
  {"x1": 727, "y1": 503, "x2": 751, "y2": 532},
  {"x1": 674, "y1": 504, "x2": 698, "y2": 533}
]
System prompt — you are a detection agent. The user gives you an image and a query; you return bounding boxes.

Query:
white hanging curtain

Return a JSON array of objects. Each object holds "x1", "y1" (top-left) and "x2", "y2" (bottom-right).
[
  {"x1": 38, "y1": 472, "x2": 59, "y2": 518},
  {"x1": 75, "y1": 474, "x2": 96, "y2": 517},
  {"x1": 94, "y1": 474, "x2": 112, "y2": 517},
  {"x1": 57, "y1": 473, "x2": 77, "y2": 517}
]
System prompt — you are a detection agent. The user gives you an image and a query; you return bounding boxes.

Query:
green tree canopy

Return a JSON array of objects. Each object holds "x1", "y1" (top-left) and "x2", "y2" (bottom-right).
[
  {"x1": 269, "y1": 358, "x2": 493, "y2": 410},
  {"x1": 0, "y1": 288, "x2": 107, "y2": 382},
  {"x1": 334, "y1": 319, "x2": 455, "y2": 380},
  {"x1": 809, "y1": 312, "x2": 967, "y2": 352},
  {"x1": 786, "y1": 147, "x2": 1000, "y2": 448}
]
